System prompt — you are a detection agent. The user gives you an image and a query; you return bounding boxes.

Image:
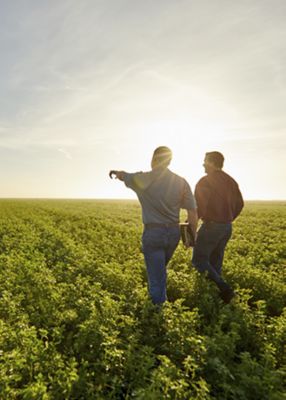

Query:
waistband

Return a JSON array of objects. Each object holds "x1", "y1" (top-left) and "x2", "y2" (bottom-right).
[
  {"x1": 203, "y1": 220, "x2": 232, "y2": 224},
  {"x1": 144, "y1": 222, "x2": 179, "y2": 229}
]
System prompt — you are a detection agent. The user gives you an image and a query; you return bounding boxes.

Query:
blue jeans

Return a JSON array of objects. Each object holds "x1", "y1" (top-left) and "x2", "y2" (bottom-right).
[
  {"x1": 192, "y1": 222, "x2": 233, "y2": 293},
  {"x1": 142, "y1": 226, "x2": 180, "y2": 304}
]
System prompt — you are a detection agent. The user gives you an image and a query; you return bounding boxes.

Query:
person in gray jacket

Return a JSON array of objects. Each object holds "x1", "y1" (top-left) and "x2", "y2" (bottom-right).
[{"x1": 110, "y1": 146, "x2": 197, "y2": 304}]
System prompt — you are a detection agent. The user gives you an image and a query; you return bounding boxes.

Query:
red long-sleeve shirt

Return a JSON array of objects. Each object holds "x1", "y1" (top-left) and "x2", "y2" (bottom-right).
[{"x1": 195, "y1": 170, "x2": 244, "y2": 223}]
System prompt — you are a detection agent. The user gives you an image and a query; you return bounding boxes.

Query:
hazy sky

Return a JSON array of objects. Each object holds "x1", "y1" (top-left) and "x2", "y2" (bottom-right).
[{"x1": 0, "y1": 0, "x2": 285, "y2": 199}]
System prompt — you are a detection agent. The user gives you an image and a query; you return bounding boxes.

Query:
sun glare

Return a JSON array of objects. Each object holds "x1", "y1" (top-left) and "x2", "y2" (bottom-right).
[{"x1": 137, "y1": 116, "x2": 228, "y2": 186}]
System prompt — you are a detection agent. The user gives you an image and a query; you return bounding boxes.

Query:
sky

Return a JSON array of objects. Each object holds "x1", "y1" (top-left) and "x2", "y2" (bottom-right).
[{"x1": 0, "y1": 0, "x2": 285, "y2": 200}]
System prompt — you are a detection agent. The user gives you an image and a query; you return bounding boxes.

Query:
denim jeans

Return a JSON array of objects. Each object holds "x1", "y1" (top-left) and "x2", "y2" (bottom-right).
[
  {"x1": 192, "y1": 222, "x2": 233, "y2": 293},
  {"x1": 142, "y1": 226, "x2": 180, "y2": 304}
]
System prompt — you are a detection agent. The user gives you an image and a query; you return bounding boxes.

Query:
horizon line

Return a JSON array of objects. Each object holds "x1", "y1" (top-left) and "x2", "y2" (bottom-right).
[{"x1": 0, "y1": 197, "x2": 285, "y2": 202}]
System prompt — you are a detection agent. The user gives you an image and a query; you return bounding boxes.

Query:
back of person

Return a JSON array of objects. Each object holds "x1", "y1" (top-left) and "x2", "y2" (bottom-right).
[
  {"x1": 109, "y1": 146, "x2": 197, "y2": 305},
  {"x1": 131, "y1": 168, "x2": 192, "y2": 224},
  {"x1": 195, "y1": 170, "x2": 243, "y2": 223},
  {"x1": 192, "y1": 151, "x2": 243, "y2": 304}
]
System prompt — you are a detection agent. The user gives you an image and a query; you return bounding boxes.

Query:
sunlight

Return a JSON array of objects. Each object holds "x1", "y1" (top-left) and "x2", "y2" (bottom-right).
[{"x1": 137, "y1": 116, "x2": 228, "y2": 187}]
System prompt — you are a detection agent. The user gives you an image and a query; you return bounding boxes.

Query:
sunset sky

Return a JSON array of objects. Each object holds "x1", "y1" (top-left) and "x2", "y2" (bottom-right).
[{"x1": 0, "y1": 1, "x2": 285, "y2": 199}]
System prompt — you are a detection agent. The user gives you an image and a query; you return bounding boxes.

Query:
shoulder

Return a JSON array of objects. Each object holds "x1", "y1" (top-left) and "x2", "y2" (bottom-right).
[
  {"x1": 196, "y1": 175, "x2": 209, "y2": 187},
  {"x1": 221, "y1": 171, "x2": 239, "y2": 186},
  {"x1": 132, "y1": 170, "x2": 153, "y2": 185},
  {"x1": 167, "y1": 169, "x2": 188, "y2": 183}
]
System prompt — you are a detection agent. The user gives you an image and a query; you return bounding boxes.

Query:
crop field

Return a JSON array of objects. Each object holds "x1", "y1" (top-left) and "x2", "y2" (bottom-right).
[{"x1": 0, "y1": 199, "x2": 285, "y2": 399}]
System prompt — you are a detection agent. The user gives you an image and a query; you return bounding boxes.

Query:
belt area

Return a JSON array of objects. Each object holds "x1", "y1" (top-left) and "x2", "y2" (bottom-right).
[
  {"x1": 144, "y1": 223, "x2": 179, "y2": 229},
  {"x1": 204, "y1": 220, "x2": 230, "y2": 224}
]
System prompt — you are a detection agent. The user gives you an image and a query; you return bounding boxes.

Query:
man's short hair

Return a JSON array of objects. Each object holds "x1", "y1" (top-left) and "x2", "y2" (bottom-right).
[
  {"x1": 153, "y1": 146, "x2": 172, "y2": 167},
  {"x1": 205, "y1": 151, "x2": 224, "y2": 168}
]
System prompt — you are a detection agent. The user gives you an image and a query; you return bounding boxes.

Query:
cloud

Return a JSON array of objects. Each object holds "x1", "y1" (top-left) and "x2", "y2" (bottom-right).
[
  {"x1": 0, "y1": 0, "x2": 286, "y2": 198},
  {"x1": 57, "y1": 147, "x2": 72, "y2": 160}
]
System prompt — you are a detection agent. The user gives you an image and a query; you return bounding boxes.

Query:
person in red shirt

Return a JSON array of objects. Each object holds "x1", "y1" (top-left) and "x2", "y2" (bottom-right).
[{"x1": 192, "y1": 151, "x2": 244, "y2": 303}]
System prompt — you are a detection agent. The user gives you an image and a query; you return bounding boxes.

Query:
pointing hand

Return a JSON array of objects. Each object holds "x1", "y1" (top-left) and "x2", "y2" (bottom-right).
[{"x1": 109, "y1": 170, "x2": 117, "y2": 179}]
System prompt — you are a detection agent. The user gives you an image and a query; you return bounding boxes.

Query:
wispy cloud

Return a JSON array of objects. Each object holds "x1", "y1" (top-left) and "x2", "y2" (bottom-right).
[
  {"x1": 0, "y1": 0, "x2": 286, "y2": 198},
  {"x1": 57, "y1": 147, "x2": 72, "y2": 160}
]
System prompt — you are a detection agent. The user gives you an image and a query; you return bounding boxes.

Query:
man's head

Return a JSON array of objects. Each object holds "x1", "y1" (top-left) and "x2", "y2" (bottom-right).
[
  {"x1": 203, "y1": 151, "x2": 224, "y2": 173},
  {"x1": 151, "y1": 146, "x2": 172, "y2": 169}
]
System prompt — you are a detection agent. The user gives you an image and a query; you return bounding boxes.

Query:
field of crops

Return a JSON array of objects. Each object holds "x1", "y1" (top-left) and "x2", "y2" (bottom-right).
[{"x1": 0, "y1": 199, "x2": 285, "y2": 399}]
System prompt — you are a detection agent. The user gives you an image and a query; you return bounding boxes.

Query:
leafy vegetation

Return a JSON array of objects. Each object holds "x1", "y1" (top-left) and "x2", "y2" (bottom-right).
[{"x1": 0, "y1": 199, "x2": 285, "y2": 399}]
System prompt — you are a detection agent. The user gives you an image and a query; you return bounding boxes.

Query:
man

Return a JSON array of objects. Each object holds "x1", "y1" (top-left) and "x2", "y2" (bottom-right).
[
  {"x1": 110, "y1": 146, "x2": 197, "y2": 305},
  {"x1": 192, "y1": 151, "x2": 244, "y2": 303}
]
